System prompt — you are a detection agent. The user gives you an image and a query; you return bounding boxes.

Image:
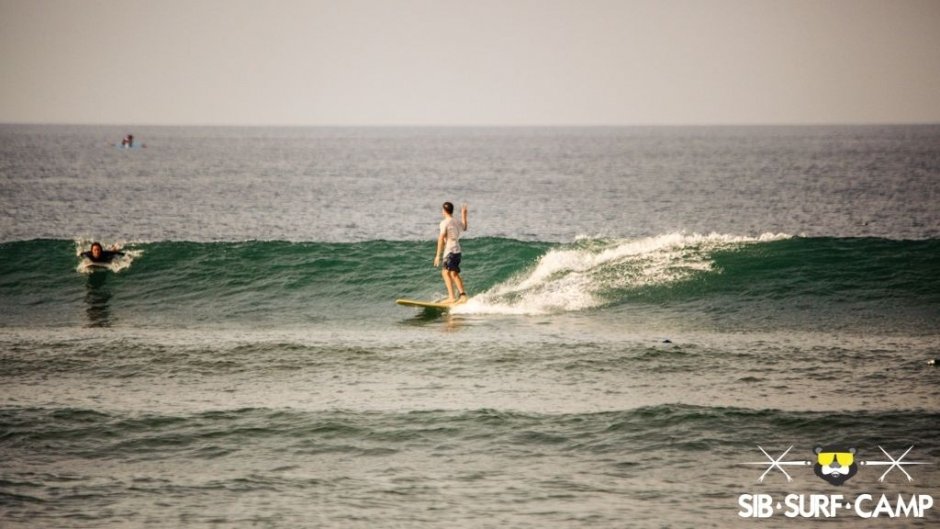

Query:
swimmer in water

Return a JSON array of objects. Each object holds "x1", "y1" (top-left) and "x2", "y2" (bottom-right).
[{"x1": 81, "y1": 242, "x2": 125, "y2": 263}]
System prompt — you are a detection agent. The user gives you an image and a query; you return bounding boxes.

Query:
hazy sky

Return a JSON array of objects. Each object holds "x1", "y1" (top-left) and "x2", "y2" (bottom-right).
[{"x1": 1, "y1": 0, "x2": 938, "y2": 126}]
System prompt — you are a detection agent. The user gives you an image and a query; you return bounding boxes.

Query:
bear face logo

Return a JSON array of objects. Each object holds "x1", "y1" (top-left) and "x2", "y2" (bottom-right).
[{"x1": 813, "y1": 446, "x2": 858, "y2": 486}]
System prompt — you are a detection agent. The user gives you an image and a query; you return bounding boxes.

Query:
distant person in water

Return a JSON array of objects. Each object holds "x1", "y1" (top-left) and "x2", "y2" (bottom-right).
[
  {"x1": 120, "y1": 134, "x2": 134, "y2": 147},
  {"x1": 81, "y1": 242, "x2": 125, "y2": 263},
  {"x1": 433, "y1": 202, "x2": 469, "y2": 303}
]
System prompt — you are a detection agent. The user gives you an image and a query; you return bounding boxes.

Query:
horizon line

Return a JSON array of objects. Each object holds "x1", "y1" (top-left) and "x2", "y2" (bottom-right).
[{"x1": 3, "y1": 121, "x2": 939, "y2": 129}]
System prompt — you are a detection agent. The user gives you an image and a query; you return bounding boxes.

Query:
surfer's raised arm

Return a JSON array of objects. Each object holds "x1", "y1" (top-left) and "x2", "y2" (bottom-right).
[{"x1": 461, "y1": 203, "x2": 468, "y2": 231}]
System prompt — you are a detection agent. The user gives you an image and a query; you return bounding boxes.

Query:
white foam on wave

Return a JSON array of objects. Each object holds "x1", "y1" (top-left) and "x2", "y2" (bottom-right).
[{"x1": 451, "y1": 232, "x2": 790, "y2": 315}]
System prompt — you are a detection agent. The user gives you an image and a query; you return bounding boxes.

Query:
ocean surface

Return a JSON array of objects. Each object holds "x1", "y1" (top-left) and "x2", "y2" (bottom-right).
[{"x1": 1, "y1": 125, "x2": 938, "y2": 527}]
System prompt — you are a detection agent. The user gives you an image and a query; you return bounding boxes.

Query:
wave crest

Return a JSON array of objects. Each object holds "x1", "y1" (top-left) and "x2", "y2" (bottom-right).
[{"x1": 455, "y1": 232, "x2": 791, "y2": 315}]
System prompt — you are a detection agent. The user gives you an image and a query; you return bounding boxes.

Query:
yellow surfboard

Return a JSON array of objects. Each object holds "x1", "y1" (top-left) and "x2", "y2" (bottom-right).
[{"x1": 396, "y1": 297, "x2": 467, "y2": 310}]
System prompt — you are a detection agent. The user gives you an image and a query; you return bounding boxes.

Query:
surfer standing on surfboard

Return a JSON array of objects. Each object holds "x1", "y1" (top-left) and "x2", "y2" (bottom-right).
[{"x1": 433, "y1": 202, "x2": 469, "y2": 304}]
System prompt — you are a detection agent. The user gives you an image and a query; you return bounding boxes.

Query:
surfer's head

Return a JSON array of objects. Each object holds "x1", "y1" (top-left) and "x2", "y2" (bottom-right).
[
  {"x1": 442, "y1": 202, "x2": 454, "y2": 215},
  {"x1": 90, "y1": 242, "x2": 103, "y2": 259}
]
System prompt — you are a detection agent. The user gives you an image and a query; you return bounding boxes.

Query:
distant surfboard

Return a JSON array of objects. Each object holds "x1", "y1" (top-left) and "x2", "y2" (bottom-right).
[
  {"x1": 396, "y1": 298, "x2": 467, "y2": 311},
  {"x1": 79, "y1": 259, "x2": 114, "y2": 272}
]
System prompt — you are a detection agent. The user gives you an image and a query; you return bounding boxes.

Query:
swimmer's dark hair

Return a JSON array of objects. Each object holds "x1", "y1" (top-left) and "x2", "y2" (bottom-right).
[
  {"x1": 91, "y1": 242, "x2": 103, "y2": 250},
  {"x1": 442, "y1": 202, "x2": 454, "y2": 215}
]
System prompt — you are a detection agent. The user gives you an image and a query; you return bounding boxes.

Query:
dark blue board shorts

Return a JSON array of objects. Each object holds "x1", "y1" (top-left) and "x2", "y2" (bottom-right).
[{"x1": 443, "y1": 252, "x2": 461, "y2": 273}]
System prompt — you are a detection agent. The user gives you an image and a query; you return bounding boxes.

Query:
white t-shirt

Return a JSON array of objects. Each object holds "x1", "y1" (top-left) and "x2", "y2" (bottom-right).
[{"x1": 439, "y1": 216, "x2": 464, "y2": 255}]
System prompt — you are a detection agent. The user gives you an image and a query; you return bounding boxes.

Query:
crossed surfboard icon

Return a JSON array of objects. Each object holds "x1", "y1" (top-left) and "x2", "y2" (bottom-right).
[{"x1": 746, "y1": 445, "x2": 930, "y2": 483}]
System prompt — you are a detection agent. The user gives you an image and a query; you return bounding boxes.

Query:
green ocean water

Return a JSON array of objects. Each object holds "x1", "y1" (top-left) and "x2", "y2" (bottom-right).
[
  {"x1": 1, "y1": 235, "x2": 937, "y2": 333},
  {"x1": 1, "y1": 126, "x2": 939, "y2": 528}
]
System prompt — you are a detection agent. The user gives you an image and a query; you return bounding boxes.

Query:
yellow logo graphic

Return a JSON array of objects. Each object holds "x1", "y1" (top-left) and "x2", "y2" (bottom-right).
[{"x1": 746, "y1": 445, "x2": 929, "y2": 485}]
